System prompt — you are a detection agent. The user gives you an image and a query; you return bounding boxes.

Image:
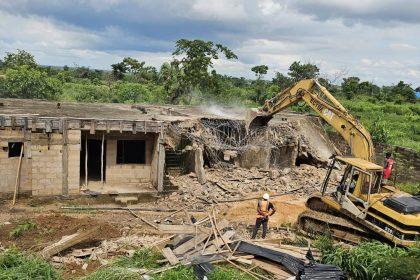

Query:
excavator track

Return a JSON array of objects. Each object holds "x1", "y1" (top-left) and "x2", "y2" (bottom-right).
[{"x1": 298, "y1": 196, "x2": 372, "y2": 244}]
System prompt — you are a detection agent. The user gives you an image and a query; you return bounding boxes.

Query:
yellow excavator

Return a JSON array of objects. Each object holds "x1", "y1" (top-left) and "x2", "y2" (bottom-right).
[{"x1": 248, "y1": 79, "x2": 420, "y2": 246}]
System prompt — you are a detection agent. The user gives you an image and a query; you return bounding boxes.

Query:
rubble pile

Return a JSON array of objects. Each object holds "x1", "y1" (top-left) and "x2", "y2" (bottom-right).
[
  {"x1": 162, "y1": 165, "x2": 333, "y2": 208},
  {"x1": 51, "y1": 234, "x2": 161, "y2": 269}
]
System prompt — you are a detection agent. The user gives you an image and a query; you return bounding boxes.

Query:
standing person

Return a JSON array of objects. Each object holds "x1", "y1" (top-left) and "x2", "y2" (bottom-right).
[
  {"x1": 251, "y1": 193, "x2": 276, "y2": 239},
  {"x1": 383, "y1": 152, "x2": 394, "y2": 184}
]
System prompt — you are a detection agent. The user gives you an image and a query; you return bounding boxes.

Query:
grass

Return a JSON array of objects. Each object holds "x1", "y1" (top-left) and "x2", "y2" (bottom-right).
[
  {"x1": 281, "y1": 235, "x2": 309, "y2": 247},
  {"x1": 9, "y1": 220, "x2": 37, "y2": 239},
  {"x1": 340, "y1": 98, "x2": 420, "y2": 151},
  {"x1": 113, "y1": 248, "x2": 162, "y2": 269},
  {"x1": 314, "y1": 235, "x2": 420, "y2": 280},
  {"x1": 399, "y1": 182, "x2": 420, "y2": 195},
  {"x1": 81, "y1": 247, "x2": 257, "y2": 280},
  {"x1": 82, "y1": 267, "x2": 141, "y2": 280},
  {"x1": 0, "y1": 248, "x2": 61, "y2": 279}
]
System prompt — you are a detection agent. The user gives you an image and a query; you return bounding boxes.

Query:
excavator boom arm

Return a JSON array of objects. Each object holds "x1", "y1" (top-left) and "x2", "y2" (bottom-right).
[{"x1": 257, "y1": 79, "x2": 374, "y2": 161}]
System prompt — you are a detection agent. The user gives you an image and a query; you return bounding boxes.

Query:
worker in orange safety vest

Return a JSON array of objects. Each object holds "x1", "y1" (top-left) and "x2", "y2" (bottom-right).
[
  {"x1": 383, "y1": 152, "x2": 394, "y2": 184},
  {"x1": 251, "y1": 193, "x2": 276, "y2": 239}
]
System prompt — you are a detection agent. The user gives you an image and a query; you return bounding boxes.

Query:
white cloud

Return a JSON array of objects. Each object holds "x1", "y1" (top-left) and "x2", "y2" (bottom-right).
[
  {"x1": 258, "y1": 0, "x2": 283, "y2": 15},
  {"x1": 0, "y1": 1, "x2": 419, "y2": 86},
  {"x1": 389, "y1": 43, "x2": 417, "y2": 51},
  {"x1": 191, "y1": 0, "x2": 247, "y2": 21}
]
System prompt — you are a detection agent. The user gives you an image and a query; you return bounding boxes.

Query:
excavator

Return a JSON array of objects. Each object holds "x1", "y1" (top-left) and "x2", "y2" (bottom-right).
[{"x1": 247, "y1": 79, "x2": 420, "y2": 246}]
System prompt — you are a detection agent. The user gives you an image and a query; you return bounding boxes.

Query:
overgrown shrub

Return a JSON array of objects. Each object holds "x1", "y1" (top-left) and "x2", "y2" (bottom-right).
[
  {"x1": 62, "y1": 83, "x2": 111, "y2": 102},
  {"x1": 314, "y1": 235, "x2": 420, "y2": 280}
]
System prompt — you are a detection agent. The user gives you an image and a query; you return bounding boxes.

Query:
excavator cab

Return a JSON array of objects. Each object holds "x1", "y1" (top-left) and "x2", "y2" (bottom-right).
[{"x1": 321, "y1": 156, "x2": 385, "y2": 209}]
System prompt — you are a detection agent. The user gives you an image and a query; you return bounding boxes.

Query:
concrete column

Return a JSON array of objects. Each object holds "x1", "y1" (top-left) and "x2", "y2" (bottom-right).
[
  {"x1": 156, "y1": 133, "x2": 165, "y2": 191},
  {"x1": 194, "y1": 148, "x2": 206, "y2": 184}
]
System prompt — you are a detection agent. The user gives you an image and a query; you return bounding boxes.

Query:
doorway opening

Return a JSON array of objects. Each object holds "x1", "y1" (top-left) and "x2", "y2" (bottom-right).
[{"x1": 80, "y1": 138, "x2": 106, "y2": 182}]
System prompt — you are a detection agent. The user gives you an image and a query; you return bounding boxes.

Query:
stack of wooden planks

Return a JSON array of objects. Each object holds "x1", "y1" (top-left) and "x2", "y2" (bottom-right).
[{"x1": 155, "y1": 210, "x2": 346, "y2": 280}]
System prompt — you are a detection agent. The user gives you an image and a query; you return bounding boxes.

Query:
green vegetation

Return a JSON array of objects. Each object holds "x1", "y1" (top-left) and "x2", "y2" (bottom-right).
[
  {"x1": 399, "y1": 182, "x2": 420, "y2": 195},
  {"x1": 9, "y1": 220, "x2": 37, "y2": 239},
  {"x1": 340, "y1": 98, "x2": 420, "y2": 151},
  {"x1": 0, "y1": 43, "x2": 418, "y2": 151},
  {"x1": 314, "y1": 235, "x2": 420, "y2": 280},
  {"x1": 0, "y1": 248, "x2": 61, "y2": 279},
  {"x1": 113, "y1": 248, "x2": 162, "y2": 269},
  {"x1": 83, "y1": 247, "x2": 252, "y2": 280}
]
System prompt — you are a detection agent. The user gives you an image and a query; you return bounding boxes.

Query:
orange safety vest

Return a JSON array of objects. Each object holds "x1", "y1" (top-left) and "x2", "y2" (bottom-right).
[{"x1": 257, "y1": 200, "x2": 270, "y2": 218}]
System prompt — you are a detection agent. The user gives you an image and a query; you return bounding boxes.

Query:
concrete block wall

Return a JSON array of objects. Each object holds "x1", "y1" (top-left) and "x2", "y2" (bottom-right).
[
  {"x1": 0, "y1": 129, "x2": 32, "y2": 195},
  {"x1": 31, "y1": 140, "x2": 63, "y2": 196},
  {"x1": 0, "y1": 129, "x2": 82, "y2": 197},
  {"x1": 105, "y1": 133, "x2": 156, "y2": 189}
]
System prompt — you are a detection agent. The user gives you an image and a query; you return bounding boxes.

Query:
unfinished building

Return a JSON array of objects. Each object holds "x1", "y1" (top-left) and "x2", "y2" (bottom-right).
[{"x1": 0, "y1": 98, "x2": 336, "y2": 197}]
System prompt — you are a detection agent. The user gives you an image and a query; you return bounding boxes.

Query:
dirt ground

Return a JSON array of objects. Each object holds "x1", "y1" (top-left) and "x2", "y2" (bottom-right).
[
  {"x1": 0, "y1": 163, "x2": 328, "y2": 279},
  {"x1": 224, "y1": 194, "x2": 307, "y2": 227}
]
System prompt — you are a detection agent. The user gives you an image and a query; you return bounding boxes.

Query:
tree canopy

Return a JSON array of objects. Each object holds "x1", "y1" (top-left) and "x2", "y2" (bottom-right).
[
  {"x1": 2, "y1": 49, "x2": 37, "y2": 69},
  {"x1": 288, "y1": 61, "x2": 319, "y2": 82}
]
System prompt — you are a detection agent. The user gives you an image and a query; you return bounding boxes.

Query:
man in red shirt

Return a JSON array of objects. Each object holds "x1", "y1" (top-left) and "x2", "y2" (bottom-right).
[{"x1": 383, "y1": 152, "x2": 394, "y2": 184}]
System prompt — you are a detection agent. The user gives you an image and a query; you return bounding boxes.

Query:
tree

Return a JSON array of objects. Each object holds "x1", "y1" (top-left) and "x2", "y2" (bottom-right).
[
  {"x1": 122, "y1": 57, "x2": 144, "y2": 74},
  {"x1": 111, "y1": 57, "x2": 157, "y2": 82},
  {"x1": 251, "y1": 65, "x2": 269, "y2": 103},
  {"x1": 1, "y1": 66, "x2": 62, "y2": 99},
  {"x1": 170, "y1": 39, "x2": 237, "y2": 103},
  {"x1": 391, "y1": 81, "x2": 416, "y2": 103},
  {"x1": 288, "y1": 61, "x2": 319, "y2": 82},
  {"x1": 272, "y1": 72, "x2": 293, "y2": 92},
  {"x1": 2, "y1": 50, "x2": 37, "y2": 69},
  {"x1": 251, "y1": 65, "x2": 268, "y2": 78},
  {"x1": 341, "y1": 76, "x2": 360, "y2": 99},
  {"x1": 111, "y1": 62, "x2": 128, "y2": 80}
]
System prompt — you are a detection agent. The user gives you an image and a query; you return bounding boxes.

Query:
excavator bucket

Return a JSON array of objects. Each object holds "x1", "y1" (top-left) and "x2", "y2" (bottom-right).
[{"x1": 245, "y1": 109, "x2": 273, "y2": 131}]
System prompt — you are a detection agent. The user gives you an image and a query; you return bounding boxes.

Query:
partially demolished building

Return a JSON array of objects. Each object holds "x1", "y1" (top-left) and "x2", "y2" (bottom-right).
[{"x1": 0, "y1": 98, "x2": 335, "y2": 197}]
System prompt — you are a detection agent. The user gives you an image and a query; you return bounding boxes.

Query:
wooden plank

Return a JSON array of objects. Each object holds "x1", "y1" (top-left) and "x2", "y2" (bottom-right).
[
  {"x1": 157, "y1": 224, "x2": 208, "y2": 234},
  {"x1": 251, "y1": 259, "x2": 293, "y2": 279},
  {"x1": 203, "y1": 230, "x2": 235, "y2": 254},
  {"x1": 84, "y1": 136, "x2": 88, "y2": 187},
  {"x1": 12, "y1": 144, "x2": 24, "y2": 206},
  {"x1": 173, "y1": 219, "x2": 229, "y2": 255},
  {"x1": 101, "y1": 133, "x2": 104, "y2": 184},
  {"x1": 61, "y1": 121, "x2": 69, "y2": 196},
  {"x1": 161, "y1": 247, "x2": 179, "y2": 265},
  {"x1": 126, "y1": 208, "x2": 158, "y2": 229},
  {"x1": 39, "y1": 227, "x2": 98, "y2": 259}
]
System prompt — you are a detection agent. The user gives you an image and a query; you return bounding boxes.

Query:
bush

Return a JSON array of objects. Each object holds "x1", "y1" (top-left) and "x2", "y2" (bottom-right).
[
  {"x1": 368, "y1": 119, "x2": 390, "y2": 143},
  {"x1": 314, "y1": 236, "x2": 420, "y2": 280},
  {"x1": 399, "y1": 182, "x2": 420, "y2": 195},
  {"x1": 62, "y1": 83, "x2": 111, "y2": 102},
  {"x1": 1, "y1": 66, "x2": 62, "y2": 99},
  {"x1": 0, "y1": 248, "x2": 61, "y2": 279}
]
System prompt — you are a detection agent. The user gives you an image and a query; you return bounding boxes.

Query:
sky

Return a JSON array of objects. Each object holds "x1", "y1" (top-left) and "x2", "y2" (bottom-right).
[{"x1": 0, "y1": 0, "x2": 419, "y2": 86}]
